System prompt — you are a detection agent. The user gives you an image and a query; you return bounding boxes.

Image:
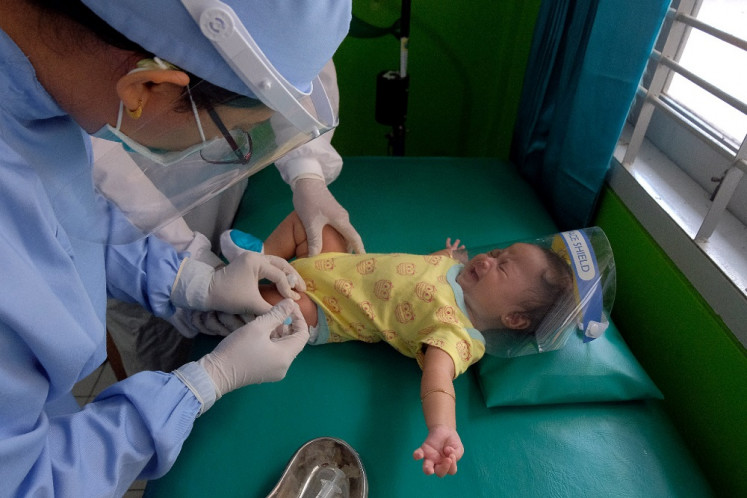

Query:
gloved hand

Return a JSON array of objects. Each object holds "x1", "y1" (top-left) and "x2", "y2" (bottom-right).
[
  {"x1": 167, "y1": 232, "x2": 249, "y2": 339},
  {"x1": 198, "y1": 299, "x2": 309, "y2": 398},
  {"x1": 292, "y1": 176, "x2": 365, "y2": 256},
  {"x1": 171, "y1": 251, "x2": 304, "y2": 316}
]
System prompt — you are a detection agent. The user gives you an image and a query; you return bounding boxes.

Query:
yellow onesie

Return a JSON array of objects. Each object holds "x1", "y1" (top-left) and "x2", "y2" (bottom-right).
[{"x1": 291, "y1": 252, "x2": 486, "y2": 377}]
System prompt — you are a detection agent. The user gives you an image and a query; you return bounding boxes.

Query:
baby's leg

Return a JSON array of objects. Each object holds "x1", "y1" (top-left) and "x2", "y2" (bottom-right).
[
  {"x1": 260, "y1": 211, "x2": 347, "y2": 329},
  {"x1": 259, "y1": 283, "x2": 319, "y2": 327},
  {"x1": 263, "y1": 211, "x2": 348, "y2": 259}
]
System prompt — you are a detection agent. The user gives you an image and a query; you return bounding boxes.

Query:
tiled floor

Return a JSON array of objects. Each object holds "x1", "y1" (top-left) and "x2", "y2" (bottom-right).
[
  {"x1": 73, "y1": 361, "x2": 147, "y2": 497},
  {"x1": 72, "y1": 360, "x2": 119, "y2": 406}
]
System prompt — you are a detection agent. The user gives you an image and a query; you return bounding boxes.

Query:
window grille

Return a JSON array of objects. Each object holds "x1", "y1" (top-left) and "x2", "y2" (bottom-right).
[
  {"x1": 613, "y1": 0, "x2": 747, "y2": 343},
  {"x1": 622, "y1": 0, "x2": 746, "y2": 241}
]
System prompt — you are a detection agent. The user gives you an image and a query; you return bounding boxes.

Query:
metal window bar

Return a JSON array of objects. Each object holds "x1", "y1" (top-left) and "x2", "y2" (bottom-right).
[
  {"x1": 652, "y1": 50, "x2": 747, "y2": 117},
  {"x1": 645, "y1": 93, "x2": 736, "y2": 157},
  {"x1": 622, "y1": 0, "x2": 747, "y2": 241},
  {"x1": 676, "y1": 11, "x2": 747, "y2": 52},
  {"x1": 697, "y1": 140, "x2": 746, "y2": 241}
]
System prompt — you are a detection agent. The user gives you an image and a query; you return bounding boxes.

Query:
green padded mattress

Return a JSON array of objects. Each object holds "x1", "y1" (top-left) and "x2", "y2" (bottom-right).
[{"x1": 145, "y1": 157, "x2": 710, "y2": 497}]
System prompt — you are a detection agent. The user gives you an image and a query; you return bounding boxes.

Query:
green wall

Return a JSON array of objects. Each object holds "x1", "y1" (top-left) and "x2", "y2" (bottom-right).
[
  {"x1": 332, "y1": 0, "x2": 541, "y2": 158},
  {"x1": 593, "y1": 188, "x2": 747, "y2": 498}
]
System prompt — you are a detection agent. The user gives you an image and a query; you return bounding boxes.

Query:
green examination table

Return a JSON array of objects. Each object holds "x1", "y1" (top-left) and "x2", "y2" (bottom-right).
[{"x1": 145, "y1": 157, "x2": 711, "y2": 497}]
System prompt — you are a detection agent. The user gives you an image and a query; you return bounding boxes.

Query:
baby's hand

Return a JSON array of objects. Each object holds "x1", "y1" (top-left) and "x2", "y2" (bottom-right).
[
  {"x1": 444, "y1": 238, "x2": 467, "y2": 262},
  {"x1": 444, "y1": 238, "x2": 465, "y2": 257},
  {"x1": 413, "y1": 425, "x2": 464, "y2": 477}
]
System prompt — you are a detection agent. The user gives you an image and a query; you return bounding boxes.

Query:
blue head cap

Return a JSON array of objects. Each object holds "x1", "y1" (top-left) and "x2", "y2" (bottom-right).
[{"x1": 81, "y1": 0, "x2": 351, "y2": 97}]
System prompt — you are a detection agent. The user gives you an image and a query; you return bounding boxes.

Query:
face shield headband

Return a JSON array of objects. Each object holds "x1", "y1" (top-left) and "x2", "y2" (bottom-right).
[
  {"x1": 180, "y1": 0, "x2": 338, "y2": 137},
  {"x1": 454, "y1": 227, "x2": 616, "y2": 358}
]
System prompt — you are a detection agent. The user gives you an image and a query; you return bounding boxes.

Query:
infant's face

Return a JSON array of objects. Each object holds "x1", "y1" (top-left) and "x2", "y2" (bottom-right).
[{"x1": 456, "y1": 243, "x2": 549, "y2": 330}]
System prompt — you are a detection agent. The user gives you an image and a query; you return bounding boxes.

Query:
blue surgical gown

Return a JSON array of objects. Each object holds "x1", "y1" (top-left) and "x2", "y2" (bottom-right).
[{"x1": 0, "y1": 29, "x2": 208, "y2": 496}]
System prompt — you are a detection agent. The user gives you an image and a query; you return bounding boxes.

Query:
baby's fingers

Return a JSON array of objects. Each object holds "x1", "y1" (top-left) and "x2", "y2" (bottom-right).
[
  {"x1": 419, "y1": 457, "x2": 436, "y2": 476},
  {"x1": 433, "y1": 454, "x2": 458, "y2": 477},
  {"x1": 444, "y1": 445, "x2": 462, "y2": 459},
  {"x1": 443, "y1": 445, "x2": 462, "y2": 475},
  {"x1": 413, "y1": 447, "x2": 437, "y2": 475}
]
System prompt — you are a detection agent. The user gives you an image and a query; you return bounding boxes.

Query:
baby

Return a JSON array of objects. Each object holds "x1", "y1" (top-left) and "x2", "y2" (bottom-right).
[{"x1": 224, "y1": 211, "x2": 573, "y2": 477}]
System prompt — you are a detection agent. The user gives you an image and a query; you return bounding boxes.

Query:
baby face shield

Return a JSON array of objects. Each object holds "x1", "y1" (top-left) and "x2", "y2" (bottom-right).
[{"x1": 455, "y1": 227, "x2": 616, "y2": 358}]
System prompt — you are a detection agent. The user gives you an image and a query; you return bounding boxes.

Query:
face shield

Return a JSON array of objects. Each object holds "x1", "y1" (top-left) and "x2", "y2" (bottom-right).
[
  {"x1": 78, "y1": 0, "x2": 348, "y2": 244},
  {"x1": 89, "y1": 71, "x2": 335, "y2": 244},
  {"x1": 454, "y1": 227, "x2": 616, "y2": 358}
]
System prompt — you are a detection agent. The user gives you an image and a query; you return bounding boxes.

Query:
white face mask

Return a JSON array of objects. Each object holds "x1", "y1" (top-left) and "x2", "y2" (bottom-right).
[
  {"x1": 92, "y1": 98, "x2": 210, "y2": 167},
  {"x1": 92, "y1": 57, "x2": 213, "y2": 166}
]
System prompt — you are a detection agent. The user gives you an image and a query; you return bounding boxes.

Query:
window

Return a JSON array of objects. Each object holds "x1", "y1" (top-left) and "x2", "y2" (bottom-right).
[
  {"x1": 612, "y1": 0, "x2": 747, "y2": 344},
  {"x1": 666, "y1": 0, "x2": 747, "y2": 146}
]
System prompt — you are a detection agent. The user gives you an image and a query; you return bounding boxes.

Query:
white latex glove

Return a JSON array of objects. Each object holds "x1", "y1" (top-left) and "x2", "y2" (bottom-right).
[
  {"x1": 171, "y1": 251, "x2": 304, "y2": 315},
  {"x1": 198, "y1": 299, "x2": 309, "y2": 398},
  {"x1": 167, "y1": 232, "x2": 248, "y2": 338},
  {"x1": 292, "y1": 176, "x2": 365, "y2": 256}
]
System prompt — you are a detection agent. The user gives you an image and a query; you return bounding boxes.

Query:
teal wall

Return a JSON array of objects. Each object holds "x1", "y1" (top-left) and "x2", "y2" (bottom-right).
[
  {"x1": 594, "y1": 188, "x2": 747, "y2": 498},
  {"x1": 332, "y1": 0, "x2": 541, "y2": 158}
]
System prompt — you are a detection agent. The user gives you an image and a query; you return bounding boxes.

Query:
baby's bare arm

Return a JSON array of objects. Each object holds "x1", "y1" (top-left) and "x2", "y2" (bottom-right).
[
  {"x1": 413, "y1": 346, "x2": 463, "y2": 477},
  {"x1": 420, "y1": 346, "x2": 456, "y2": 426}
]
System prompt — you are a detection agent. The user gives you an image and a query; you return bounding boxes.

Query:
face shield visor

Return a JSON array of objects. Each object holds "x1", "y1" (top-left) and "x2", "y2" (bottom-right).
[
  {"x1": 76, "y1": 0, "x2": 343, "y2": 244},
  {"x1": 453, "y1": 227, "x2": 616, "y2": 358},
  {"x1": 87, "y1": 68, "x2": 335, "y2": 244}
]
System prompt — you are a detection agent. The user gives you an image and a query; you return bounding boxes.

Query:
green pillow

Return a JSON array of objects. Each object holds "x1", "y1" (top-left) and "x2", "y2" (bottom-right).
[{"x1": 476, "y1": 322, "x2": 662, "y2": 407}]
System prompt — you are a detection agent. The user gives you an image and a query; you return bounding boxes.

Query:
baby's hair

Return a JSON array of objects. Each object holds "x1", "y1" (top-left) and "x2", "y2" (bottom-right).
[{"x1": 519, "y1": 247, "x2": 574, "y2": 332}]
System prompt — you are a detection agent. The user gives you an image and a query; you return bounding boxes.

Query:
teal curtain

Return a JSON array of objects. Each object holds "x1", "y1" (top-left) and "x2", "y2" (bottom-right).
[{"x1": 511, "y1": 0, "x2": 670, "y2": 229}]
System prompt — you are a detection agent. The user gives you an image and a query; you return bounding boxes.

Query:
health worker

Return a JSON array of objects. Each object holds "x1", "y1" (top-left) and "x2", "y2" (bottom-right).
[
  {"x1": 0, "y1": 0, "x2": 358, "y2": 495},
  {"x1": 98, "y1": 58, "x2": 362, "y2": 373}
]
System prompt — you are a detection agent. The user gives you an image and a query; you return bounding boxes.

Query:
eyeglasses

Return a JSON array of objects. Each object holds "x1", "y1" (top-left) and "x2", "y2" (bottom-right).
[
  {"x1": 201, "y1": 102, "x2": 253, "y2": 165},
  {"x1": 186, "y1": 85, "x2": 253, "y2": 165}
]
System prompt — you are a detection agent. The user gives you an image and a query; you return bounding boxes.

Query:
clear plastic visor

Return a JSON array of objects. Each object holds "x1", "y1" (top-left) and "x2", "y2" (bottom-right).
[
  {"x1": 453, "y1": 227, "x2": 616, "y2": 358},
  {"x1": 66, "y1": 77, "x2": 336, "y2": 245}
]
